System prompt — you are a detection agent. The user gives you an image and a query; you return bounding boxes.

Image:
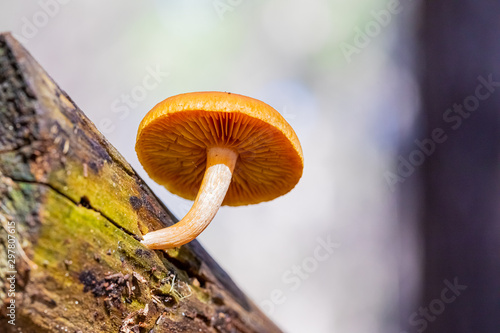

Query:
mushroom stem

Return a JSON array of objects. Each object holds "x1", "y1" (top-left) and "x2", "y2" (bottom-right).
[{"x1": 141, "y1": 147, "x2": 238, "y2": 249}]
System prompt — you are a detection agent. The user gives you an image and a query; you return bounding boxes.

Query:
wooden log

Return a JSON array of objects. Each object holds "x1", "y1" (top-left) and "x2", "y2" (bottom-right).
[{"x1": 0, "y1": 32, "x2": 281, "y2": 333}]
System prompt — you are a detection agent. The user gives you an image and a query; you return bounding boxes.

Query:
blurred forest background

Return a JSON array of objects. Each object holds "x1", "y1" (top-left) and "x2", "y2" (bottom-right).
[{"x1": 1, "y1": 1, "x2": 499, "y2": 332}]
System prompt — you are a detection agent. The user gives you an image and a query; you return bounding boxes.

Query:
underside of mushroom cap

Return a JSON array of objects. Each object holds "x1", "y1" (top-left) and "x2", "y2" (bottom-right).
[{"x1": 136, "y1": 92, "x2": 303, "y2": 206}]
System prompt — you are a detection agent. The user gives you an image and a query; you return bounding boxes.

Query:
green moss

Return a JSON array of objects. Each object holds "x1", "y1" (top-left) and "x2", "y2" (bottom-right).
[
  {"x1": 33, "y1": 186, "x2": 200, "y2": 292},
  {"x1": 0, "y1": 151, "x2": 35, "y2": 184},
  {"x1": 46, "y1": 159, "x2": 143, "y2": 235},
  {"x1": 192, "y1": 285, "x2": 210, "y2": 304},
  {"x1": 33, "y1": 189, "x2": 129, "y2": 284}
]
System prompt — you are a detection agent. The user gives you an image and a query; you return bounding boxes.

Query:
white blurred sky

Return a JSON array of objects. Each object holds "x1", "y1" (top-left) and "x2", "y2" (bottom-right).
[{"x1": 0, "y1": 1, "x2": 420, "y2": 332}]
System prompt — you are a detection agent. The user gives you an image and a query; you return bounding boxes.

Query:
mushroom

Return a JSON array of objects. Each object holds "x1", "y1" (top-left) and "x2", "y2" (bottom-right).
[{"x1": 136, "y1": 91, "x2": 303, "y2": 249}]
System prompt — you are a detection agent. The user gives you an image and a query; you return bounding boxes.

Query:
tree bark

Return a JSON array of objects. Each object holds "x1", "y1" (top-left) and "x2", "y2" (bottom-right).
[
  {"x1": 0, "y1": 32, "x2": 282, "y2": 333},
  {"x1": 415, "y1": 2, "x2": 500, "y2": 332}
]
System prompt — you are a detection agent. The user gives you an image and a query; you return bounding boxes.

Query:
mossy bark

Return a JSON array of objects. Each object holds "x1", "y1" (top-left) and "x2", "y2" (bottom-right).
[{"x1": 0, "y1": 32, "x2": 281, "y2": 333}]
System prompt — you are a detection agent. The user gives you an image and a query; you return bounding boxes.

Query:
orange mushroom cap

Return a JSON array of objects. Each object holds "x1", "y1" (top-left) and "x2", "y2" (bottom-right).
[{"x1": 136, "y1": 91, "x2": 303, "y2": 206}]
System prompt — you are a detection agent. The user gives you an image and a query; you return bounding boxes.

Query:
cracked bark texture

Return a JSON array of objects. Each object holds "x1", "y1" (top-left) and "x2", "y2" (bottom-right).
[{"x1": 0, "y1": 32, "x2": 282, "y2": 333}]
